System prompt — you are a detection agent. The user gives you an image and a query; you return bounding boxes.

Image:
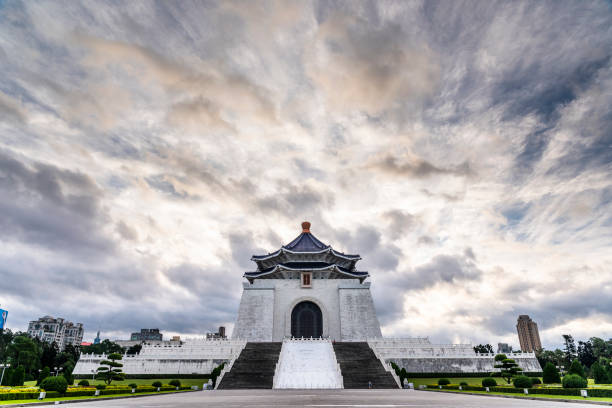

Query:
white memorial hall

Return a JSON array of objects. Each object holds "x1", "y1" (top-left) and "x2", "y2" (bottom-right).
[{"x1": 74, "y1": 222, "x2": 541, "y2": 389}]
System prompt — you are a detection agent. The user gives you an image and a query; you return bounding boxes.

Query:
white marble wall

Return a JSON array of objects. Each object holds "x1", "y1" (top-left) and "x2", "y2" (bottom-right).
[
  {"x1": 73, "y1": 339, "x2": 246, "y2": 375},
  {"x1": 368, "y1": 339, "x2": 542, "y2": 373},
  {"x1": 233, "y1": 282, "x2": 275, "y2": 341},
  {"x1": 338, "y1": 282, "x2": 382, "y2": 340},
  {"x1": 232, "y1": 278, "x2": 383, "y2": 341}
]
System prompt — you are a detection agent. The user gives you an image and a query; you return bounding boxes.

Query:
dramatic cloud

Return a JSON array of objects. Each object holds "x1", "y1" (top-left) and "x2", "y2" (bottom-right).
[{"x1": 0, "y1": 0, "x2": 610, "y2": 349}]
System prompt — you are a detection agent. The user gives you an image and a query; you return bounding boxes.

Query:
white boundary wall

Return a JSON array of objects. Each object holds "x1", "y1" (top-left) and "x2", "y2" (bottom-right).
[
  {"x1": 73, "y1": 339, "x2": 246, "y2": 376},
  {"x1": 368, "y1": 338, "x2": 542, "y2": 373}
]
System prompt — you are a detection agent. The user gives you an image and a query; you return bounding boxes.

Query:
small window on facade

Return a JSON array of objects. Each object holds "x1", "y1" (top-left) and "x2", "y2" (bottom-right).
[{"x1": 301, "y1": 272, "x2": 312, "y2": 288}]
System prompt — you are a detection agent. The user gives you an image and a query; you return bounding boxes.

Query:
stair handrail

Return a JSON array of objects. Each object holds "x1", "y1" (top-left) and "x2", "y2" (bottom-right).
[
  {"x1": 368, "y1": 341, "x2": 402, "y2": 388},
  {"x1": 214, "y1": 339, "x2": 246, "y2": 390},
  {"x1": 272, "y1": 341, "x2": 285, "y2": 388}
]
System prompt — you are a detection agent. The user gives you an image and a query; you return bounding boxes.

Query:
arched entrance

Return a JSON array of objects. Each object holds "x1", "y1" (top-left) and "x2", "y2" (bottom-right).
[{"x1": 291, "y1": 301, "x2": 323, "y2": 338}]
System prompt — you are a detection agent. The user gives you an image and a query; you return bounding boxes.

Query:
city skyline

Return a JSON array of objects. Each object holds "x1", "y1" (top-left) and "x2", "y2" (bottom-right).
[{"x1": 0, "y1": 1, "x2": 611, "y2": 349}]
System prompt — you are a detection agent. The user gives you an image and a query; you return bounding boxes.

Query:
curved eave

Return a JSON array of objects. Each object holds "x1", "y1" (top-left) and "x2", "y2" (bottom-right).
[
  {"x1": 244, "y1": 264, "x2": 369, "y2": 282},
  {"x1": 251, "y1": 247, "x2": 361, "y2": 262}
]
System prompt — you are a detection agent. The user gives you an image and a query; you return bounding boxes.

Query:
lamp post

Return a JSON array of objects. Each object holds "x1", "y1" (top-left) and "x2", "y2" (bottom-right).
[
  {"x1": 0, "y1": 364, "x2": 10, "y2": 386},
  {"x1": 91, "y1": 369, "x2": 95, "y2": 380}
]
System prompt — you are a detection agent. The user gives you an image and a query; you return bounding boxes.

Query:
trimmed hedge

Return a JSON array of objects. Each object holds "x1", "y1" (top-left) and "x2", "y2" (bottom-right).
[
  {"x1": 438, "y1": 378, "x2": 450, "y2": 385},
  {"x1": 562, "y1": 374, "x2": 587, "y2": 389},
  {"x1": 0, "y1": 391, "x2": 60, "y2": 401},
  {"x1": 430, "y1": 385, "x2": 612, "y2": 398},
  {"x1": 405, "y1": 372, "x2": 542, "y2": 378},
  {"x1": 513, "y1": 376, "x2": 532, "y2": 389},
  {"x1": 75, "y1": 373, "x2": 210, "y2": 379},
  {"x1": 40, "y1": 376, "x2": 68, "y2": 394},
  {"x1": 482, "y1": 378, "x2": 497, "y2": 387}
]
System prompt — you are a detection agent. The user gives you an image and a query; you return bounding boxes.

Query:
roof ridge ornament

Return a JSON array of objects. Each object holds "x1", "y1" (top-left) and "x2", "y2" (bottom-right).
[{"x1": 301, "y1": 221, "x2": 311, "y2": 233}]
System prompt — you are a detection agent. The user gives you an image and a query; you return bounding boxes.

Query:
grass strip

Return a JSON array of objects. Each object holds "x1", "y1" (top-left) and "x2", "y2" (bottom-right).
[{"x1": 0, "y1": 389, "x2": 195, "y2": 405}]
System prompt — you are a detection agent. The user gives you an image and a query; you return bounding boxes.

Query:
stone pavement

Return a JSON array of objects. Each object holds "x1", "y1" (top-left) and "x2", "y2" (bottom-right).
[{"x1": 58, "y1": 389, "x2": 607, "y2": 408}]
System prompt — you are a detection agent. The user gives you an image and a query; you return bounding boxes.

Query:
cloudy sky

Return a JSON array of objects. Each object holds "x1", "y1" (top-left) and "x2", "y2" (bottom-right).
[{"x1": 0, "y1": 0, "x2": 611, "y2": 349}]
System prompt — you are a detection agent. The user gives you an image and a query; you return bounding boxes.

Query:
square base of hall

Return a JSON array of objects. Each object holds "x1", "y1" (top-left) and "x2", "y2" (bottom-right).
[{"x1": 232, "y1": 278, "x2": 382, "y2": 342}]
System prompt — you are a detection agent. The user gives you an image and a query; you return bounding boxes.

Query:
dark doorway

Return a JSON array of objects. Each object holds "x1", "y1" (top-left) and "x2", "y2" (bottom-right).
[{"x1": 291, "y1": 301, "x2": 323, "y2": 338}]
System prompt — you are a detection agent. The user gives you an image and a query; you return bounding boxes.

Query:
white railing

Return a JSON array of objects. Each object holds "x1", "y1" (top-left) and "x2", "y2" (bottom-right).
[
  {"x1": 369, "y1": 342, "x2": 401, "y2": 388},
  {"x1": 273, "y1": 338, "x2": 343, "y2": 389},
  {"x1": 214, "y1": 341, "x2": 247, "y2": 390}
]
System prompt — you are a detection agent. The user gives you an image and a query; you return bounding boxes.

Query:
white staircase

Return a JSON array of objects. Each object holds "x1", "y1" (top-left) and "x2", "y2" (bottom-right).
[{"x1": 273, "y1": 338, "x2": 343, "y2": 389}]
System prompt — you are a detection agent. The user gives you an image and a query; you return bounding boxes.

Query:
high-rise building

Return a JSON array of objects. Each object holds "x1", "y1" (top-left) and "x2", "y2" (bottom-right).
[
  {"x1": 130, "y1": 328, "x2": 162, "y2": 341},
  {"x1": 27, "y1": 316, "x2": 83, "y2": 350},
  {"x1": 516, "y1": 315, "x2": 542, "y2": 352},
  {"x1": 497, "y1": 342, "x2": 513, "y2": 353}
]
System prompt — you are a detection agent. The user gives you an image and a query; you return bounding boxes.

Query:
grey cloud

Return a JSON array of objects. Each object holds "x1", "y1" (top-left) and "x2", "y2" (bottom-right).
[
  {"x1": 228, "y1": 232, "x2": 266, "y2": 270},
  {"x1": 373, "y1": 154, "x2": 473, "y2": 179},
  {"x1": 383, "y1": 210, "x2": 417, "y2": 240},
  {"x1": 145, "y1": 174, "x2": 201, "y2": 200},
  {"x1": 483, "y1": 283, "x2": 612, "y2": 337},
  {"x1": 0, "y1": 90, "x2": 27, "y2": 124},
  {"x1": 116, "y1": 220, "x2": 138, "y2": 241},
  {"x1": 394, "y1": 253, "x2": 483, "y2": 292},
  {"x1": 255, "y1": 182, "x2": 335, "y2": 219},
  {"x1": 0, "y1": 149, "x2": 113, "y2": 256},
  {"x1": 333, "y1": 225, "x2": 403, "y2": 272},
  {"x1": 417, "y1": 236, "x2": 434, "y2": 245},
  {"x1": 307, "y1": 11, "x2": 440, "y2": 117}
]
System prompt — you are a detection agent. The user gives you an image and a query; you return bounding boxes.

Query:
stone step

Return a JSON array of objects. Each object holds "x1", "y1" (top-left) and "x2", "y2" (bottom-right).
[
  {"x1": 332, "y1": 342, "x2": 399, "y2": 389},
  {"x1": 217, "y1": 342, "x2": 282, "y2": 389}
]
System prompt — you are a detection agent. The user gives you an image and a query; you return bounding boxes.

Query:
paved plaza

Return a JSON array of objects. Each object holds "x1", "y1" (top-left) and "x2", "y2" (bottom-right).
[{"x1": 62, "y1": 390, "x2": 606, "y2": 408}]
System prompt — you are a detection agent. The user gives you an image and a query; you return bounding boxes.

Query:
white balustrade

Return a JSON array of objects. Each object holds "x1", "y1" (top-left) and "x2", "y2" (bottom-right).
[{"x1": 273, "y1": 338, "x2": 343, "y2": 389}]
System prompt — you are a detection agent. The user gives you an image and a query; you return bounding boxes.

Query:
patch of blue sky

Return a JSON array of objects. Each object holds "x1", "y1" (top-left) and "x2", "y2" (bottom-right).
[{"x1": 500, "y1": 201, "x2": 531, "y2": 229}]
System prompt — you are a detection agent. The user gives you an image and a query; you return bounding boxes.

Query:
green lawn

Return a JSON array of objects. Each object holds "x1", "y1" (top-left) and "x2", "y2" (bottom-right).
[
  {"x1": 407, "y1": 377, "x2": 515, "y2": 387},
  {"x1": 0, "y1": 389, "x2": 195, "y2": 405}
]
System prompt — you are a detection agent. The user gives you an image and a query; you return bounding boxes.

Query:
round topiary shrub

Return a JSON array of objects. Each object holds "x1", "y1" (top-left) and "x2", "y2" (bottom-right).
[
  {"x1": 96, "y1": 384, "x2": 106, "y2": 390},
  {"x1": 152, "y1": 381, "x2": 162, "y2": 388},
  {"x1": 482, "y1": 377, "x2": 497, "y2": 387},
  {"x1": 78, "y1": 379, "x2": 90, "y2": 386},
  {"x1": 531, "y1": 378, "x2": 541, "y2": 385},
  {"x1": 438, "y1": 378, "x2": 450, "y2": 386},
  {"x1": 169, "y1": 379, "x2": 181, "y2": 387},
  {"x1": 513, "y1": 375, "x2": 532, "y2": 389},
  {"x1": 128, "y1": 383, "x2": 138, "y2": 388},
  {"x1": 459, "y1": 381, "x2": 468, "y2": 386},
  {"x1": 40, "y1": 376, "x2": 68, "y2": 394},
  {"x1": 562, "y1": 374, "x2": 587, "y2": 389}
]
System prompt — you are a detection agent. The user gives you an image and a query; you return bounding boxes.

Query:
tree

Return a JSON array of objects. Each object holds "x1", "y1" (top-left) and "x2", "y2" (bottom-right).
[
  {"x1": 40, "y1": 342, "x2": 59, "y2": 370},
  {"x1": 494, "y1": 354, "x2": 523, "y2": 384},
  {"x1": 577, "y1": 340, "x2": 596, "y2": 368},
  {"x1": 562, "y1": 374, "x2": 587, "y2": 389},
  {"x1": 592, "y1": 362, "x2": 608, "y2": 384},
  {"x1": 562, "y1": 335, "x2": 577, "y2": 365},
  {"x1": 474, "y1": 344, "x2": 494, "y2": 354},
  {"x1": 568, "y1": 359, "x2": 586, "y2": 379},
  {"x1": 95, "y1": 353, "x2": 125, "y2": 385},
  {"x1": 40, "y1": 376, "x2": 68, "y2": 394},
  {"x1": 81, "y1": 339, "x2": 123, "y2": 356},
  {"x1": 537, "y1": 349, "x2": 565, "y2": 369},
  {"x1": 126, "y1": 344, "x2": 142, "y2": 355},
  {"x1": 6, "y1": 335, "x2": 40, "y2": 378},
  {"x1": 542, "y1": 362, "x2": 561, "y2": 384},
  {"x1": 37, "y1": 366, "x2": 50, "y2": 386},
  {"x1": 10, "y1": 365, "x2": 25, "y2": 386},
  {"x1": 400, "y1": 368, "x2": 408, "y2": 387}
]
